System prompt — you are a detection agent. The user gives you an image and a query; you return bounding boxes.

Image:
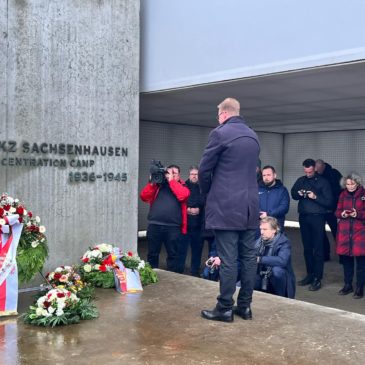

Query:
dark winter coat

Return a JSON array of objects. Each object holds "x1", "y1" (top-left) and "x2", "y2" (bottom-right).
[
  {"x1": 320, "y1": 163, "x2": 342, "y2": 209},
  {"x1": 255, "y1": 233, "x2": 296, "y2": 298},
  {"x1": 335, "y1": 186, "x2": 365, "y2": 256},
  {"x1": 258, "y1": 179, "x2": 290, "y2": 230},
  {"x1": 291, "y1": 174, "x2": 333, "y2": 215},
  {"x1": 185, "y1": 179, "x2": 203, "y2": 231},
  {"x1": 199, "y1": 116, "x2": 260, "y2": 230}
]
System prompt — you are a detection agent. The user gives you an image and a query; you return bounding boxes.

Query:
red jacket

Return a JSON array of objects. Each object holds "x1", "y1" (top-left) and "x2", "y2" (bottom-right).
[
  {"x1": 140, "y1": 180, "x2": 190, "y2": 234},
  {"x1": 335, "y1": 186, "x2": 365, "y2": 256}
]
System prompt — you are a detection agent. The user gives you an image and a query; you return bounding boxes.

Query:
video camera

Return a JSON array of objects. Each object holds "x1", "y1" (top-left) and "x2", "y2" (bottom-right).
[{"x1": 149, "y1": 160, "x2": 167, "y2": 184}]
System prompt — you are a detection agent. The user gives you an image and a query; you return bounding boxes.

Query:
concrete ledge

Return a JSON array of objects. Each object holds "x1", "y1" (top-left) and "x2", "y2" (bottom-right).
[{"x1": 6, "y1": 270, "x2": 365, "y2": 364}]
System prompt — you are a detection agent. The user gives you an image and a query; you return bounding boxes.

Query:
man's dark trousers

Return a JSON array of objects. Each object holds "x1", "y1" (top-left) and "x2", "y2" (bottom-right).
[
  {"x1": 214, "y1": 229, "x2": 256, "y2": 311},
  {"x1": 147, "y1": 224, "x2": 180, "y2": 272},
  {"x1": 176, "y1": 229, "x2": 204, "y2": 274},
  {"x1": 299, "y1": 214, "x2": 326, "y2": 280}
]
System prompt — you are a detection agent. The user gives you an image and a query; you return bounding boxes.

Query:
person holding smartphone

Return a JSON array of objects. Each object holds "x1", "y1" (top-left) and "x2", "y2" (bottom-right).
[{"x1": 335, "y1": 172, "x2": 365, "y2": 298}]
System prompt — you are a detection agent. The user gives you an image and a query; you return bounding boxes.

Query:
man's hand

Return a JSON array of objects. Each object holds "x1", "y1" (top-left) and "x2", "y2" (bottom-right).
[
  {"x1": 259, "y1": 211, "x2": 267, "y2": 218},
  {"x1": 307, "y1": 191, "x2": 317, "y2": 200},
  {"x1": 165, "y1": 168, "x2": 174, "y2": 182},
  {"x1": 188, "y1": 207, "x2": 200, "y2": 215}
]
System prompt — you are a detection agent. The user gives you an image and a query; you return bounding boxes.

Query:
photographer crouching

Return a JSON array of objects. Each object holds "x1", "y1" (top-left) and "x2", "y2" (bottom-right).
[
  {"x1": 255, "y1": 217, "x2": 296, "y2": 298},
  {"x1": 140, "y1": 161, "x2": 190, "y2": 272}
]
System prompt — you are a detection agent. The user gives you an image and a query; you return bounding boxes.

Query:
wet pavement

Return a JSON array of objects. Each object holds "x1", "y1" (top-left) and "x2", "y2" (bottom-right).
[
  {"x1": 1, "y1": 227, "x2": 365, "y2": 364},
  {"x1": 1, "y1": 270, "x2": 365, "y2": 365},
  {"x1": 138, "y1": 228, "x2": 365, "y2": 316}
]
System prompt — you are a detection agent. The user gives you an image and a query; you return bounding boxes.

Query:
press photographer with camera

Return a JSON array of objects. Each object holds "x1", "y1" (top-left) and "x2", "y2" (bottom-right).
[
  {"x1": 255, "y1": 217, "x2": 296, "y2": 298},
  {"x1": 140, "y1": 161, "x2": 190, "y2": 272},
  {"x1": 291, "y1": 158, "x2": 333, "y2": 291}
]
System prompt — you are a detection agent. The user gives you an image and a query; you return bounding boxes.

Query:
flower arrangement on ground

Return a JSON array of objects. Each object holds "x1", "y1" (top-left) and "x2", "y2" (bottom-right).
[
  {"x1": 45, "y1": 266, "x2": 94, "y2": 299},
  {"x1": 23, "y1": 288, "x2": 98, "y2": 327},
  {"x1": 80, "y1": 244, "x2": 158, "y2": 288},
  {"x1": 79, "y1": 243, "x2": 117, "y2": 288},
  {"x1": 0, "y1": 193, "x2": 48, "y2": 283},
  {"x1": 119, "y1": 251, "x2": 158, "y2": 286}
]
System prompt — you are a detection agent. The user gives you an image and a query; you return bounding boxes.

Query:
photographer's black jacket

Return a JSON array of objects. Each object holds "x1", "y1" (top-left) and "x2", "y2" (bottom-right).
[{"x1": 291, "y1": 174, "x2": 333, "y2": 214}]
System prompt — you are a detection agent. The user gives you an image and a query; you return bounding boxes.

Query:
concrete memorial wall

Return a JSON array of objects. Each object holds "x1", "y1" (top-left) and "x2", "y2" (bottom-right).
[{"x1": 0, "y1": 0, "x2": 140, "y2": 282}]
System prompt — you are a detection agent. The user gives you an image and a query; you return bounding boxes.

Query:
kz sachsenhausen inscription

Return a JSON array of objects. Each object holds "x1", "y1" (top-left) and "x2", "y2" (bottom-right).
[{"x1": 1, "y1": 140, "x2": 128, "y2": 183}]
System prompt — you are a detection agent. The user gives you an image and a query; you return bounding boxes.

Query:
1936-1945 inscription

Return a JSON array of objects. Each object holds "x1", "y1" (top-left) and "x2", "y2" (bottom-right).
[{"x1": 0, "y1": 140, "x2": 129, "y2": 184}]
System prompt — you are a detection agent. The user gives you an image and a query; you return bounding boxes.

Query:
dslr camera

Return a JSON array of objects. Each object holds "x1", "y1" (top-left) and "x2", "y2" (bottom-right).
[
  {"x1": 260, "y1": 269, "x2": 272, "y2": 291},
  {"x1": 149, "y1": 160, "x2": 167, "y2": 184},
  {"x1": 207, "y1": 258, "x2": 216, "y2": 275}
]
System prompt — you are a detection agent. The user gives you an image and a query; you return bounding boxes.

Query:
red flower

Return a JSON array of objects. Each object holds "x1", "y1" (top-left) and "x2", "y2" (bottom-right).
[
  {"x1": 57, "y1": 292, "x2": 65, "y2": 298},
  {"x1": 28, "y1": 211, "x2": 33, "y2": 218},
  {"x1": 0, "y1": 207, "x2": 4, "y2": 216},
  {"x1": 102, "y1": 254, "x2": 113, "y2": 266},
  {"x1": 18, "y1": 217, "x2": 23, "y2": 223},
  {"x1": 99, "y1": 265, "x2": 107, "y2": 272},
  {"x1": 43, "y1": 301, "x2": 51, "y2": 308},
  {"x1": 54, "y1": 273, "x2": 62, "y2": 280},
  {"x1": 127, "y1": 251, "x2": 133, "y2": 257},
  {"x1": 82, "y1": 257, "x2": 89, "y2": 263},
  {"x1": 26, "y1": 225, "x2": 38, "y2": 232},
  {"x1": 3, "y1": 204, "x2": 10, "y2": 211},
  {"x1": 16, "y1": 206, "x2": 24, "y2": 215}
]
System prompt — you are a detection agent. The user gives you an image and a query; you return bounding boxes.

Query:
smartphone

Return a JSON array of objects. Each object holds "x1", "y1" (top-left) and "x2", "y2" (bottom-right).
[{"x1": 345, "y1": 210, "x2": 353, "y2": 214}]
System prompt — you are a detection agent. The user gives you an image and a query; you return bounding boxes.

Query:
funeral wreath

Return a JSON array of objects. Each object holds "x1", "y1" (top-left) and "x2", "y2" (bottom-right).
[
  {"x1": 0, "y1": 193, "x2": 48, "y2": 283},
  {"x1": 23, "y1": 288, "x2": 98, "y2": 327}
]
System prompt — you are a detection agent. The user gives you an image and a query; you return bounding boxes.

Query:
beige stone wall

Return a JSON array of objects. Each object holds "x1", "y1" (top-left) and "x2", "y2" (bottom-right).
[{"x1": 0, "y1": 0, "x2": 140, "y2": 282}]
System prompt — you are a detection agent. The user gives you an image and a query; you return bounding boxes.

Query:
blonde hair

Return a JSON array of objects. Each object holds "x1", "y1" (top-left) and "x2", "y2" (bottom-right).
[
  {"x1": 217, "y1": 98, "x2": 240, "y2": 115},
  {"x1": 340, "y1": 172, "x2": 363, "y2": 189},
  {"x1": 260, "y1": 216, "x2": 281, "y2": 233}
]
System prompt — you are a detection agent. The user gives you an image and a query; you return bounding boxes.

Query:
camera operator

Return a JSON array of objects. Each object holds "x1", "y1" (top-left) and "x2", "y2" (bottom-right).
[
  {"x1": 255, "y1": 217, "x2": 296, "y2": 298},
  {"x1": 291, "y1": 158, "x2": 333, "y2": 291},
  {"x1": 140, "y1": 164, "x2": 190, "y2": 272}
]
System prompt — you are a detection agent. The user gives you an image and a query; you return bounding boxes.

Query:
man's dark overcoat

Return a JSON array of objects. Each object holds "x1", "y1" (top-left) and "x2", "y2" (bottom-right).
[{"x1": 199, "y1": 116, "x2": 260, "y2": 230}]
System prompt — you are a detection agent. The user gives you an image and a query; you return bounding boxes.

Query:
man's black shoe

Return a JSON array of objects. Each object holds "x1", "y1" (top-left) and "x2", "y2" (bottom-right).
[
  {"x1": 308, "y1": 278, "x2": 321, "y2": 291},
  {"x1": 338, "y1": 284, "x2": 353, "y2": 295},
  {"x1": 201, "y1": 308, "x2": 233, "y2": 322},
  {"x1": 353, "y1": 285, "x2": 364, "y2": 299},
  {"x1": 297, "y1": 275, "x2": 314, "y2": 286},
  {"x1": 233, "y1": 306, "x2": 252, "y2": 320}
]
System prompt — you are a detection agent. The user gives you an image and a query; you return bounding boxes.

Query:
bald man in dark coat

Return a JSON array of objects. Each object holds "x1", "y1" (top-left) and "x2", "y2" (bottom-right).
[{"x1": 199, "y1": 97, "x2": 260, "y2": 322}]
